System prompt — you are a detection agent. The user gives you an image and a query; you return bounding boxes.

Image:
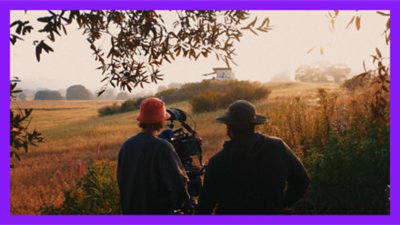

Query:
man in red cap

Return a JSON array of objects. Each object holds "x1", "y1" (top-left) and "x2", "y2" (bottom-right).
[
  {"x1": 198, "y1": 100, "x2": 310, "y2": 214},
  {"x1": 117, "y1": 97, "x2": 189, "y2": 214}
]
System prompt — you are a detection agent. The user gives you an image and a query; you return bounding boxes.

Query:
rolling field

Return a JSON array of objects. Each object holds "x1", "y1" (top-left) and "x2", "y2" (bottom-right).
[
  {"x1": 10, "y1": 82, "x2": 355, "y2": 214},
  {"x1": 10, "y1": 99, "x2": 229, "y2": 214}
]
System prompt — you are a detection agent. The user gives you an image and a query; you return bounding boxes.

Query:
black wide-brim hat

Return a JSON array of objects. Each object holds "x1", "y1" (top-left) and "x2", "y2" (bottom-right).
[{"x1": 216, "y1": 100, "x2": 268, "y2": 125}]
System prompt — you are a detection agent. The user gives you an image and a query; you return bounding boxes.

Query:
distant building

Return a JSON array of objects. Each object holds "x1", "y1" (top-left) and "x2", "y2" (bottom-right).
[{"x1": 203, "y1": 67, "x2": 235, "y2": 81}]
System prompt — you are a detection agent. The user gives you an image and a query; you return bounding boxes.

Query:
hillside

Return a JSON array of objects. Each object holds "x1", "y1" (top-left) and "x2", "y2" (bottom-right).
[{"x1": 11, "y1": 81, "x2": 343, "y2": 214}]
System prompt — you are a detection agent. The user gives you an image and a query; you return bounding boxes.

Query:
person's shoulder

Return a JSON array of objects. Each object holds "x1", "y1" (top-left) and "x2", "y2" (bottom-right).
[
  {"x1": 260, "y1": 134, "x2": 285, "y2": 145},
  {"x1": 207, "y1": 142, "x2": 231, "y2": 165},
  {"x1": 151, "y1": 135, "x2": 180, "y2": 156},
  {"x1": 256, "y1": 134, "x2": 290, "y2": 152},
  {"x1": 121, "y1": 133, "x2": 159, "y2": 148},
  {"x1": 155, "y1": 136, "x2": 174, "y2": 149},
  {"x1": 209, "y1": 150, "x2": 222, "y2": 163},
  {"x1": 118, "y1": 135, "x2": 139, "y2": 158},
  {"x1": 121, "y1": 133, "x2": 142, "y2": 146}
]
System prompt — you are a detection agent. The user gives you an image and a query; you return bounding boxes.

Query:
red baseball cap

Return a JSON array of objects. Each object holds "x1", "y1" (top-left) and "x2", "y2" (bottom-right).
[{"x1": 136, "y1": 97, "x2": 170, "y2": 123}]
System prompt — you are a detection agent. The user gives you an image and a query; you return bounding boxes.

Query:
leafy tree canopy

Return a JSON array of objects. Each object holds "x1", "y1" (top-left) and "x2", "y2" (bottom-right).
[
  {"x1": 34, "y1": 90, "x2": 63, "y2": 100},
  {"x1": 66, "y1": 84, "x2": 93, "y2": 100},
  {"x1": 10, "y1": 10, "x2": 271, "y2": 95}
]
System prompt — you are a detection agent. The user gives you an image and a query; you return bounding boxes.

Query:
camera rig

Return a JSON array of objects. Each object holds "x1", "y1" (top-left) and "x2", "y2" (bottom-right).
[{"x1": 159, "y1": 108, "x2": 206, "y2": 214}]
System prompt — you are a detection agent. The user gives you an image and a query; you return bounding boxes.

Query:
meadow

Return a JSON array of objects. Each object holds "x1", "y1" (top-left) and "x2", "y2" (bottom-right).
[{"x1": 9, "y1": 81, "x2": 389, "y2": 215}]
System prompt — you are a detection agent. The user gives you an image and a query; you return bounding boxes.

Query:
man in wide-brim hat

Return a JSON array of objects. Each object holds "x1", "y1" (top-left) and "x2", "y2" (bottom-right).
[{"x1": 197, "y1": 100, "x2": 310, "y2": 214}]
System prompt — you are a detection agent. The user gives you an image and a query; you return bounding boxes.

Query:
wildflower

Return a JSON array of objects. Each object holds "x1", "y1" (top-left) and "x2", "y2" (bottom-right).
[
  {"x1": 66, "y1": 159, "x2": 73, "y2": 172},
  {"x1": 96, "y1": 143, "x2": 101, "y2": 159}
]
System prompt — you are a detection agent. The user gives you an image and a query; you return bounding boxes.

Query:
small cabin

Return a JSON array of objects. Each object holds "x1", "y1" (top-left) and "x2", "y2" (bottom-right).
[
  {"x1": 203, "y1": 68, "x2": 235, "y2": 80},
  {"x1": 213, "y1": 68, "x2": 235, "y2": 80}
]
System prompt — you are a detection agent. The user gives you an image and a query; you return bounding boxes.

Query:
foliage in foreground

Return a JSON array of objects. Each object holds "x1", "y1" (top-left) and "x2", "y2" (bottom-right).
[
  {"x1": 264, "y1": 85, "x2": 389, "y2": 214},
  {"x1": 264, "y1": 45, "x2": 390, "y2": 214},
  {"x1": 10, "y1": 79, "x2": 43, "y2": 167},
  {"x1": 40, "y1": 160, "x2": 120, "y2": 214}
]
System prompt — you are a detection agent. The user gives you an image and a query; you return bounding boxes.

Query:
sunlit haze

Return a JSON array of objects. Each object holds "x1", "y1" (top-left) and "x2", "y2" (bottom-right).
[{"x1": 10, "y1": 10, "x2": 390, "y2": 94}]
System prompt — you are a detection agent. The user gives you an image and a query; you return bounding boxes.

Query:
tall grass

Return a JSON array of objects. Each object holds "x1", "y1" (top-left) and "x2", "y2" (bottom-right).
[
  {"x1": 262, "y1": 86, "x2": 389, "y2": 214},
  {"x1": 40, "y1": 160, "x2": 120, "y2": 214}
]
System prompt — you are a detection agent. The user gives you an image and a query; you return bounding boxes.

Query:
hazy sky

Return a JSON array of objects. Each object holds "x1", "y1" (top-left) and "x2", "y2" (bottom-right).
[{"x1": 10, "y1": 10, "x2": 390, "y2": 94}]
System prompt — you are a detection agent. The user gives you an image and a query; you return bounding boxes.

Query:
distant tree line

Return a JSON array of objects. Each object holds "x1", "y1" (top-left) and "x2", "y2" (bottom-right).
[
  {"x1": 34, "y1": 90, "x2": 63, "y2": 100},
  {"x1": 98, "y1": 80, "x2": 271, "y2": 116},
  {"x1": 294, "y1": 63, "x2": 351, "y2": 84},
  {"x1": 27, "y1": 84, "x2": 132, "y2": 100}
]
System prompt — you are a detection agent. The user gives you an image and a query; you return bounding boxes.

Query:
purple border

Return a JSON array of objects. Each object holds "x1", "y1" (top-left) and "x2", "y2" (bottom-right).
[
  {"x1": 0, "y1": 1, "x2": 399, "y2": 10},
  {"x1": 1, "y1": 1, "x2": 399, "y2": 224}
]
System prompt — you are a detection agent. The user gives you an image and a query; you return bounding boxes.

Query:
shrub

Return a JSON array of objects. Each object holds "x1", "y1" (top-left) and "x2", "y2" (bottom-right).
[
  {"x1": 98, "y1": 103, "x2": 120, "y2": 116},
  {"x1": 190, "y1": 92, "x2": 223, "y2": 113},
  {"x1": 156, "y1": 88, "x2": 179, "y2": 103},
  {"x1": 190, "y1": 83, "x2": 270, "y2": 113},
  {"x1": 120, "y1": 99, "x2": 136, "y2": 112},
  {"x1": 156, "y1": 80, "x2": 270, "y2": 105},
  {"x1": 40, "y1": 160, "x2": 120, "y2": 214},
  {"x1": 305, "y1": 126, "x2": 389, "y2": 214},
  {"x1": 263, "y1": 86, "x2": 389, "y2": 214},
  {"x1": 98, "y1": 98, "x2": 143, "y2": 116}
]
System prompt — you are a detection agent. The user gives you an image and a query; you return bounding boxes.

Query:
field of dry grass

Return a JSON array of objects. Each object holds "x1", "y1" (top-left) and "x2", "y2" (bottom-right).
[
  {"x1": 10, "y1": 82, "x2": 339, "y2": 214},
  {"x1": 264, "y1": 81, "x2": 338, "y2": 98}
]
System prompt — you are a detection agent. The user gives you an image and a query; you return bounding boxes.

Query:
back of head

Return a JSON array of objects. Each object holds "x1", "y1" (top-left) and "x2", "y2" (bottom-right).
[
  {"x1": 227, "y1": 123, "x2": 256, "y2": 138},
  {"x1": 136, "y1": 97, "x2": 170, "y2": 132},
  {"x1": 216, "y1": 100, "x2": 267, "y2": 139}
]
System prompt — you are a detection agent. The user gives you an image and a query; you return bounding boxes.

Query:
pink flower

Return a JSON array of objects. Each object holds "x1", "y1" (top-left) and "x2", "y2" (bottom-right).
[
  {"x1": 96, "y1": 143, "x2": 101, "y2": 159},
  {"x1": 66, "y1": 159, "x2": 73, "y2": 171},
  {"x1": 77, "y1": 160, "x2": 87, "y2": 176},
  {"x1": 77, "y1": 160, "x2": 82, "y2": 175}
]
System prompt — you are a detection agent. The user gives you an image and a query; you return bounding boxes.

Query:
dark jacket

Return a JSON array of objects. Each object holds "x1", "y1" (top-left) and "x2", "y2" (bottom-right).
[
  {"x1": 117, "y1": 132, "x2": 189, "y2": 214},
  {"x1": 197, "y1": 133, "x2": 310, "y2": 214}
]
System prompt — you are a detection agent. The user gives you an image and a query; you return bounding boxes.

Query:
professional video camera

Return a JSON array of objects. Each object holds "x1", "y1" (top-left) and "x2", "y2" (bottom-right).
[{"x1": 159, "y1": 108, "x2": 206, "y2": 214}]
